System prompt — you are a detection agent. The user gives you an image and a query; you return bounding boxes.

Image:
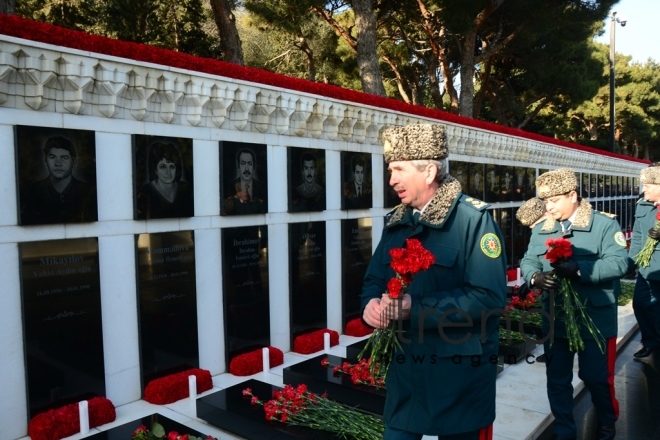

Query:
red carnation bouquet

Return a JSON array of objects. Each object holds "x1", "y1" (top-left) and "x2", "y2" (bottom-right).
[
  {"x1": 244, "y1": 384, "x2": 383, "y2": 440},
  {"x1": 358, "y1": 238, "x2": 435, "y2": 378},
  {"x1": 634, "y1": 211, "x2": 660, "y2": 267},
  {"x1": 545, "y1": 237, "x2": 605, "y2": 353}
]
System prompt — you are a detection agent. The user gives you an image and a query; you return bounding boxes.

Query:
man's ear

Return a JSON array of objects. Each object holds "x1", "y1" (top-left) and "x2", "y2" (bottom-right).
[{"x1": 425, "y1": 164, "x2": 438, "y2": 184}]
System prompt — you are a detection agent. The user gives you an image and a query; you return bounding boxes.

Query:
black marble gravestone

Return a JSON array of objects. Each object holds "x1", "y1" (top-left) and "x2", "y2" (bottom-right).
[
  {"x1": 341, "y1": 219, "x2": 372, "y2": 328},
  {"x1": 469, "y1": 163, "x2": 485, "y2": 200},
  {"x1": 16, "y1": 126, "x2": 98, "y2": 226},
  {"x1": 288, "y1": 147, "x2": 326, "y2": 212},
  {"x1": 220, "y1": 141, "x2": 268, "y2": 216},
  {"x1": 222, "y1": 225, "x2": 270, "y2": 361},
  {"x1": 20, "y1": 238, "x2": 105, "y2": 418},
  {"x1": 289, "y1": 221, "x2": 327, "y2": 343},
  {"x1": 136, "y1": 231, "x2": 198, "y2": 386},
  {"x1": 283, "y1": 354, "x2": 386, "y2": 415},
  {"x1": 341, "y1": 152, "x2": 372, "y2": 210},
  {"x1": 133, "y1": 135, "x2": 194, "y2": 220},
  {"x1": 197, "y1": 379, "x2": 357, "y2": 440},
  {"x1": 86, "y1": 414, "x2": 208, "y2": 439}
]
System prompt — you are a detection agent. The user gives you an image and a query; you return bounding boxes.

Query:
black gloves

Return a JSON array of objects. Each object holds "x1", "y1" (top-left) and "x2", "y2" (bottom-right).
[
  {"x1": 532, "y1": 271, "x2": 560, "y2": 290},
  {"x1": 551, "y1": 259, "x2": 580, "y2": 279},
  {"x1": 648, "y1": 227, "x2": 660, "y2": 240}
]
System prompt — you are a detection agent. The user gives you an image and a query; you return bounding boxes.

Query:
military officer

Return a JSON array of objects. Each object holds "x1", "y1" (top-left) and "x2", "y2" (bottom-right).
[
  {"x1": 520, "y1": 168, "x2": 628, "y2": 440},
  {"x1": 361, "y1": 123, "x2": 507, "y2": 440},
  {"x1": 629, "y1": 165, "x2": 660, "y2": 359}
]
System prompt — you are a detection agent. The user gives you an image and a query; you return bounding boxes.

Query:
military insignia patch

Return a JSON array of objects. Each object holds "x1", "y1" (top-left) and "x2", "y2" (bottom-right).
[
  {"x1": 480, "y1": 233, "x2": 502, "y2": 258},
  {"x1": 614, "y1": 231, "x2": 627, "y2": 247},
  {"x1": 465, "y1": 197, "x2": 488, "y2": 210}
]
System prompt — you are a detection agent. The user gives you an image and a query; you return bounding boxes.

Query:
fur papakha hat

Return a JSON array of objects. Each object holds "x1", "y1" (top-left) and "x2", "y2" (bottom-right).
[
  {"x1": 382, "y1": 124, "x2": 448, "y2": 163},
  {"x1": 640, "y1": 166, "x2": 660, "y2": 185},
  {"x1": 536, "y1": 168, "x2": 578, "y2": 199},
  {"x1": 516, "y1": 197, "x2": 546, "y2": 226}
]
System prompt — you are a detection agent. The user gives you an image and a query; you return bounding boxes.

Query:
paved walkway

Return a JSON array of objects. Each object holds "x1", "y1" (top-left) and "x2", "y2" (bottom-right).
[{"x1": 24, "y1": 303, "x2": 646, "y2": 440}]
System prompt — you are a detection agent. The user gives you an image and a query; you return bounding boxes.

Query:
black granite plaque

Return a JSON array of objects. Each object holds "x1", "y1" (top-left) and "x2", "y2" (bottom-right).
[
  {"x1": 590, "y1": 174, "x2": 598, "y2": 198},
  {"x1": 222, "y1": 226, "x2": 270, "y2": 360},
  {"x1": 581, "y1": 173, "x2": 590, "y2": 198},
  {"x1": 449, "y1": 161, "x2": 469, "y2": 193},
  {"x1": 604, "y1": 175, "x2": 612, "y2": 198},
  {"x1": 468, "y1": 163, "x2": 485, "y2": 199},
  {"x1": 133, "y1": 135, "x2": 194, "y2": 220},
  {"x1": 16, "y1": 126, "x2": 97, "y2": 225},
  {"x1": 485, "y1": 164, "x2": 499, "y2": 203},
  {"x1": 20, "y1": 238, "x2": 104, "y2": 418},
  {"x1": 288, "y1": 147, "x2": 326, "y2": 212},
  {"x1": 511, "y1": 167, "x2": 525, "y2": 201},
  {"x1": 525, "y1": 168, "x2": 536, "y2": 199},
  {"x1": 289, "y1": 221, "x2": 327, "y2": 342},
  {"x1": 86, "y1": 414, "x2": 208, "y2": 439},
  {"x1": 345, "y1": 339, "x2": 369, "y2": 360},
  {"x1": 341, "y1": 219, "x2": 372, "y2": 327},
  {"x1": 498, "y1": 166, "x2": 514, "y2": 202},
  {"x1": 220, "y1": 141, "x2": 268, "y2": 216},
  {"x1": 197, "y1": 379, "x2": 353, "y2": 440},
  {"x1": 341, "y1": 152, "x2": 372, "y2": 210},
  {"x1": 384, "y1": 161, "x2": 399, "y2": 208},
  {"x1": 598, "y1": 174, "x2": 605, "y2": 198},
  {"x1": 136, "y1": 231, "x2": 198, "y2": 385},
  {"x1": 283, "y1": 354, "x2": 386, "y2": 415},
  {"x1": 634, "y1": 177, "x2": 640, "y2": 196}
]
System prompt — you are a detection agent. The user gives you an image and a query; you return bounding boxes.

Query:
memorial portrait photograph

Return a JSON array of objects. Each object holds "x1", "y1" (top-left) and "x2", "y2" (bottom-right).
[
  {"x1": 133, "y1": 135, "x2": 194, "y2": 220},
  {"x1": 468, "y1": 162, "x2": 485, "y2": 199},
  {"x1": 384, "y1": 160, "x2": 399, "y2": 208},
  {"x1": 449, "y1": 160, "x2": 469, "y2": 192},
  {"x1": 341, "y1": 152, "x2": 372, "y2": 210},
  {"x1": 220, "y1": 141, "x2": 268, "y2": 216},
  {"x1": 288, "y1": 147, "x2": 326, "y2": 212},
  {"x1": 485, "y1": 164, "x2": 499, "y2": 203},
  {"x1": 16, "y1": 126, "x2": 97, "y2": 226}
]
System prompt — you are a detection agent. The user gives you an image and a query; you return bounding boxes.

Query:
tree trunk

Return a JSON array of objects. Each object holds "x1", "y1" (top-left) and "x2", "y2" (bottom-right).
[
  {"x1": 0, "y1": 0, "x2": 15, "y2": 14},
  {"x1": 209, "y1": 0, "x2": 244, "y2": 65},
  {"x1": 458, "y1": 28, "x2": 477, "y2": 118},
  {"x1": 351, "y1": 0, "x2": 386, "y2": 96}
]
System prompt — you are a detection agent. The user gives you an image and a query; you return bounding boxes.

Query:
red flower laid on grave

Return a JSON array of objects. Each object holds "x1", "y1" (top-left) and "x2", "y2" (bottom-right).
[
  {"x1": 28, "y1": 396, "x2": 116, "y2": 440},
  {"x1": 344, "y1": 317, "x2": 374, "y2": 337},
  {"x1": 244, "y1": 384, "x2": 383, "y2": 440},
  {"x1": 143, "y1": 368, "x2": 212, "y2": 405},
  {"x1": 292, "y1": 329, "x2": 339, "y2": 354},
  {"x1": 132, "y1": 421, "x2": 218, "y2": 440},
  {"x1": 228, "y1": 346, "x2": 284, "y2": 376},
  {"x1": 321, "y1": 357, "x2": 385, "y2": 389}
]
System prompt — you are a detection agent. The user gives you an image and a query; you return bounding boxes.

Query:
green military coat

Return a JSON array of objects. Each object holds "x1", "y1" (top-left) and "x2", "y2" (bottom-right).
[
  {"x1": 520, "y1": 199, "x2": 628, "y2": 339},
  {"x1": 360, "y1": 176, "x2": 507, "y2": 436},
  {"x1": 629, "y1": 199, "x2": 660, "y2": 280}
]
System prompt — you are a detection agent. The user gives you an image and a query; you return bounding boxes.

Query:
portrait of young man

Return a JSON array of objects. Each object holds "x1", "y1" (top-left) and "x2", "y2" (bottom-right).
[
  {"x1": 341, "y1": 152, "x2": 372, "y2": 210},
  {"x1": 220, "y1": 141, "x2": 268, "y2": 216},
  {"x1": 16, "y1": 126, "x2": 98, "y2": 225},
  {"x1": 288, "y1": 147, "x2": 326, "y2": 212}
]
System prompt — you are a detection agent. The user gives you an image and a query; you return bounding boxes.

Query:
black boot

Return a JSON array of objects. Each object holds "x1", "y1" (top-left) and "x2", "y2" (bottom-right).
[{"x1": 597, "y1": 422, "x2": 616, "y2": 440}]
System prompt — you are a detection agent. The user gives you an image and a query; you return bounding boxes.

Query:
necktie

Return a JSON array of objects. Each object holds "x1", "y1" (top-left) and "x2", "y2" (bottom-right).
[
  {"x1": 245, "y1": 183, "x2": 251, "y2": 201},
  {"x1": 413, "y1": 211, "x2": 421, "y2": 226},
  {"x1": 357, "y1": 186, "x2": 361, "y2": 197},
  {"x1": 561, "y1": 220, "x2": 571, "y2": 232}
]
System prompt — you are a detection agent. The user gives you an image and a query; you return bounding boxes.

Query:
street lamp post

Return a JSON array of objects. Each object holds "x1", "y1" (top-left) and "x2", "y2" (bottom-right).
[{"x1": 609, "y1": 11, "x2": 626, "y2": 152}]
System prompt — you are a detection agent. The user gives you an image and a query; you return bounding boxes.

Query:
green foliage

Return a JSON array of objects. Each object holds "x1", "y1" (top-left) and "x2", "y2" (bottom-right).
[{"x1": 618, "y1": 281, "x2": 634, "y2": 306}]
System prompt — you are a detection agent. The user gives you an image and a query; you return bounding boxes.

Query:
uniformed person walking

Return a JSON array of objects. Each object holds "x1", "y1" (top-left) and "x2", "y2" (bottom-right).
[
  {"x1": 520, "y1": 168, "x2": 628, "y2": 440},
  {"x1": 629, "y1": 165, "x2": 660, "y2": 359},
  {"x1": 361, "y1": 123, "x2": 507, "y2": 440}
]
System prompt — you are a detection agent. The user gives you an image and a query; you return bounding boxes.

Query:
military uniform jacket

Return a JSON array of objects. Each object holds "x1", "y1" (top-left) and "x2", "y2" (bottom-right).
[
  {"x1": 629, "y1": 199, "x2": 660, "y2": 280},
  {"x1": 520, "y1": 199, "x2": 628, "y2": 339},
  {"x1": 360, "y1": 175, "x2": 507, "y2": 436}
]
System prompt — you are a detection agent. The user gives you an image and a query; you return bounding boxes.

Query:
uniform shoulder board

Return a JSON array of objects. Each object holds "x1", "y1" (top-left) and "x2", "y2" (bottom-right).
[
  {"x1": 598, "y1": 211, "x2": 616, "y2": 219},
  {"x1": 463, "y1": 196, "x2": 489, "y2": 211}
]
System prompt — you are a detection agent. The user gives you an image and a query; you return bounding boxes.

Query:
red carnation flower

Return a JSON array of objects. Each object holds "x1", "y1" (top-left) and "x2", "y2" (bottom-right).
[{"x1": 387, "y1": 277, "x2": 402, "y2": 299}]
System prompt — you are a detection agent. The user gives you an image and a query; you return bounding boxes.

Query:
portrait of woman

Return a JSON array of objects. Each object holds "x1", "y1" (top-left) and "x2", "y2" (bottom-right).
[{"x1": 134, "y1": 137, "x2": 194, "y2": 220}]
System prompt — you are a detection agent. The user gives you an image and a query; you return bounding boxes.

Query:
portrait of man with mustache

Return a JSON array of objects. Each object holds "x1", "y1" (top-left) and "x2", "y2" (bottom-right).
[{"x1": 222, "y1": 146, "x2": 267, "y2": 215}]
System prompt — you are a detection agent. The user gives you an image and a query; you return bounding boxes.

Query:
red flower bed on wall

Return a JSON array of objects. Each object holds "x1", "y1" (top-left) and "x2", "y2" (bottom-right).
[
  {"x1": 228, "y1": 346, "x2": 284, "y2": 376},
  {"x1": 143, "y1": 368, "x2": 213, "y2": 405},
  {"x1": 293, "y1": 329, "x2": 340, "y2": 354},
  {"x1": 28, "y1": 396, "x2": 116, "y2": 440},
  {"x1": 0, "y1": 15, "x2": 648, "y2": 166},
  {"x1": 344, "y1": 318, "x2": 374, "y2": 337}
]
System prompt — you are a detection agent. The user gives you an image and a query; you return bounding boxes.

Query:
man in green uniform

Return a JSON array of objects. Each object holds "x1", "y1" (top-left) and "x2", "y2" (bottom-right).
[
  {"x1": 629, "y1": 165, "x2": 660, "y2": 359},
  {"x1": 361, "y1": 123, "x2": 507, "y2": 440},
  {"x1": 520, "y1": 168, "x2": 628, "y2": 440}
]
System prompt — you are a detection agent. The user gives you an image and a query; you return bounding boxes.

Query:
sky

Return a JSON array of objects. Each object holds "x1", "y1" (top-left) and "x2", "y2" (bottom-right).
[{"x1": 593, "y1": 0, "x2": 660, "y2": 63}]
